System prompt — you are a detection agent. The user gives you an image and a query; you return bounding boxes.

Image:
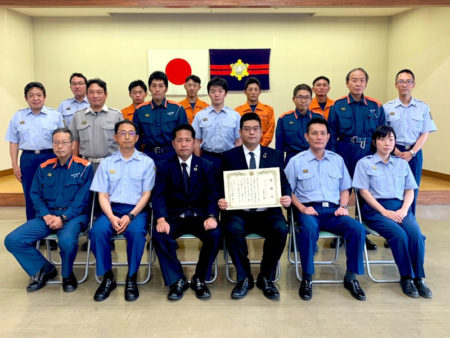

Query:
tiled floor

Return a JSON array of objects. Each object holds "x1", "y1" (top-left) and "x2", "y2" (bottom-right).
[{"x1": 0, "y1": 205, "x2": 449, "y2": 337}]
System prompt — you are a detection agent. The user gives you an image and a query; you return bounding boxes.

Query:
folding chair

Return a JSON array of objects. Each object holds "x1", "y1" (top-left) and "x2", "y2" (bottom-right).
[
  {"x1": 175, "y1": 234, "x2": 218, "y2": 284},
  {"x1": 224, "y1": 234, "x2": 281, "y2": 284},
  {"x1": 36, "y1": 191, "x2": 97, "y2": 285},
  {"x1": 288, "y1": 207, "x2": 343, "y2": 284},
  {"x1": 354, "y1": 189, "x2": 400, "y2": 283},
  {"x1": 92, "y1": 201, "x2": 154, "y2": 286}
]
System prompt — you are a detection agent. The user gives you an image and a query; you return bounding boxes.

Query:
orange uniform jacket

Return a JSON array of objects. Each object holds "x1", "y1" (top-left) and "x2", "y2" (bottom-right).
[
  {"x1": 309, "y1": 97, "x2": 334, "y2": 120},
  {"x1": 235, "y1": 101, "x2": 275, "y2": 147},
  {"x1": 179, "y1": 97, "x2": 210, "y2": 124},
  {"x1": 121, "y1": 104, "x2": 136, "y2": 121}
]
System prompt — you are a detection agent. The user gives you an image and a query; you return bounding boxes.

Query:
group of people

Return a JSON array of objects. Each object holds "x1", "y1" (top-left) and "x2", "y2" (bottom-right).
[{"x1": 4, "y1": 66, "x2": 436, "y2": 303}]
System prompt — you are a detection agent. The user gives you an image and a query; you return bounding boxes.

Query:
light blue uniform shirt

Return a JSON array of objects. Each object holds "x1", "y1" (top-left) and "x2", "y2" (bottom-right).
[
  {"x1": 383, "y1": 97, "x2": 437, "y2": 146},
  {"x1": 352, "y1": 153, "x2": 418, "y2": 200},
  {"x1": 5, "y1": 106, "x2": 64, "y2": 150},
  {"x1": 57, "y1": 97, "x2": 89, "y2": 127},
  {"x1": 90, "y1": 149, "x2": 156, "y2": 205},
  {"x1": 285, "y1": 149, "x2": 352, "y2": 205},
  {"x1": 192, "y1": 105, "x2": 241, "y2": 153}
]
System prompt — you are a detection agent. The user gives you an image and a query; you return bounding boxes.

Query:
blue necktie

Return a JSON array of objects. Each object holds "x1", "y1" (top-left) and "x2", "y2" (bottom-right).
[
  {"x1": 249, "y1": 152, "x2": 256, "y2": 169},
  {"x1": 181, "y1": 162, "x2": 190, "y2": 195}
]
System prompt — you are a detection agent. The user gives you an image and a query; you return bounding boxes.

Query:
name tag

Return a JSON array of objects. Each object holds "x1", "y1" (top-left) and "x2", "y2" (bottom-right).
[
  {"x1": 340, "y1": 107, "x2": 346, "y2": 111},
  {"x1": 109, "y1": 170, "x2": 116, "y2": 174},
  {"x1": 390, "y1": 112, "x2": 395, "y2": 115},
  {"x1": 82, "y1": 121, "x2": 87, "y2": 125},
  {"x1": 47, "y1": 173, "x2": 52, "y2": 177},
  {"x1": 303, "y1": 169, "x2": 308, "y2": 173},
  {"x1": 371, "y1": 166, "x2": 377, "y2": 170},
  {"x1": 20, "y1": 121, "x2": 25, "y2": 125},
  {"x1": 289, "y1": 121, "x2": 294, "y2": 125},
  {"x1": 66, "y1": 107, "x2": 71, "y2": 110},
  {"x1": 203, "y1": 118, "x2": 208, "y2": 121}
]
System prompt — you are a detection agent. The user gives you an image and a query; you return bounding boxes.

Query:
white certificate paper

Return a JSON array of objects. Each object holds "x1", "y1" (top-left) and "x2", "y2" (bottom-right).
[{"x1": 223, "y1": 167, "x2": 282, "y2": 210}]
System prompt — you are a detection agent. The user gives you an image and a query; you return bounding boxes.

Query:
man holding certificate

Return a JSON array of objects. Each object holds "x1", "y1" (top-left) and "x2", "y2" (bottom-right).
[{"x1": 219, "y1": 113, "x2": 292, "y2": 301}]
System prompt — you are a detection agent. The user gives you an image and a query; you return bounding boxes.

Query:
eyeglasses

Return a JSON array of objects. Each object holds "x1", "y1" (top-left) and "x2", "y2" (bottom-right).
[
  {"x1": 117, "y1": 131, "x2": 137, "y2": 137},
  {"x1": 242, "y1": 126, "x2": 261, "y2": 132},
  {"x1": 70, "y1": 82, "x2": 86, "y2": 86},
  {"x1": 396, "y1": 80, "x2": 415, "y2": 85},
  {"x1": 53, "y1": 140, "x2": 72, "y2": 146},
  {"x1": 294, "y1": 95, "x2": 311, "y2": 100}
]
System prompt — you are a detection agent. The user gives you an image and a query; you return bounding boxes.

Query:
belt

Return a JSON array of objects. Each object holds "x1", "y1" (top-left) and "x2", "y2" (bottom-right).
[
  {"x1": 82, "y1": 156, "x2": 104, "y2": 164},
  {"x1": 22, "y1": 149, "x2": 53, "y2": 154},
  {"x1": 202, "y1": 150, "x2": 222, "y2": 157},
  {"x1": 340, "y1": 136, "x2": 369, "y2": 149},
  {"x1": 303, "y1": 202, "x2": 338, "y2": 208},
  {"x1": 397, "y1": 144, "x2": 415, "y2": 151},
  {"x1": 148, "y1": 146, "x2": 172, "y2": 154}
]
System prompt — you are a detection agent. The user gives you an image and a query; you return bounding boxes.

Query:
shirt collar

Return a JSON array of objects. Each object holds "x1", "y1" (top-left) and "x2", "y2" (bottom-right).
[
  {"x1": 295, "y1": 109, "x2": 312, "y2": 119},
  {"x1": 304, "y1": 148, "x2": 330, "y2": 162},
  {"x1": 178, "y1": 154, "x2": 193, "y2": 168},
  {"x1": 373, "y1": 152, "x2": 395, "y2": 165},
  {"x1": 243, "y1": 144, "x2": 261, "y2": 158},
  {"x1": 394, "y1": 97, "x2": 418, "y2": 108},
  {"x1": 150, "y1": 98, "x2": 167, "y2": 109},
  {"x1": 52, "y1": 155, "x2": 73, "y2": 169},
  {"x1": 348, "y1": 94, "x2": 368, "y2": 105},
  {"x1": 25, "y1": 105, "x2": 48, "y2": 116},
  {"x1": 114, "y1": 148, "x2": 141, "y2": 162},
  {"x1": 73, "y1": 96, "x2": 88, "y2": 104},
  {"x1": 86, "y1": 105, "x2": 108, "y2": 115}
]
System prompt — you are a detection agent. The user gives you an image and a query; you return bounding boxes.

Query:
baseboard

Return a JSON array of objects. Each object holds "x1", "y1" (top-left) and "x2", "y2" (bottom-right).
[
  {"x1": 0, "y1": 169, "x2": 13, "y2": 177},
  {"x1": 422, "y1": 169, "x2": 450, "y2": 182}
]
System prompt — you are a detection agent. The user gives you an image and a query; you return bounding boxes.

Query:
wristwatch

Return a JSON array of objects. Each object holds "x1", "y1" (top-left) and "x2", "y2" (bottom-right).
[
  {"x1": 339, "y1": 205, "x2": 348, "y2": 209},
  {"x1": 127, "y1": 213, "x2": 136, "y2": 221},
  {"x1": 409, "y1": 150, "x2": 416, "y2": 157},
  {"x1": 60, "y1": 215, "x2": 69, "y2": 223}
]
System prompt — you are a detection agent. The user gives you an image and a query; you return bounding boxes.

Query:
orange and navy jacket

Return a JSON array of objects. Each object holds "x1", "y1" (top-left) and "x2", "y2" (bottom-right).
[
  {"x1": 179, "y1": 97, "x2": 209, "y2": 125},
  {"x1": 309, "y1": 97, "x2": 334, "y2": 120},
  {"x1": 235, "y1": 101, "x2": 275, "y2": 147},
  {"x1": 30, "y1": 155, "x2": 94, "y2": 219},
  {"x1": 121, "y1": 103, "x2": 137, "y2": 121}
]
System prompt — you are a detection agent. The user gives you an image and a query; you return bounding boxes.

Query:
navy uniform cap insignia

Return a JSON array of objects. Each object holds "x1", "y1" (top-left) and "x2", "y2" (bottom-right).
[
  {"x1": 340, "y1": 107, "x2": 346, "y2": 111},
  {"x1": 20, "y1": 121, "x2": 25, "y2": 125}
]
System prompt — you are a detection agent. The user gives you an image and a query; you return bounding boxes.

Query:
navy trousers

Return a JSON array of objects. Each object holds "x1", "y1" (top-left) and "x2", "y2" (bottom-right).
[
  {"x1": 4, "y1": 214, "x2": 87, "y2": 278},
  {"x1": 152, "y1": 216, "x2": 221, "y2": 286},
  {"x1": 362, "y1": 199, "x2": 426, "y2": 278},
  {"x1": 397, "y1": 145, "x2": 423, "y2": 215}
]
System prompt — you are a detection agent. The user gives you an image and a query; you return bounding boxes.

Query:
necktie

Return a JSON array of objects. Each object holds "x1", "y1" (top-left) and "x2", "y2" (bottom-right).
[
  {"x1": 249, "y1": 152, "x2": 256, "y2": 169},
  {"x1": 181, "y1": 162, "x2": 190, "y2": 195}
]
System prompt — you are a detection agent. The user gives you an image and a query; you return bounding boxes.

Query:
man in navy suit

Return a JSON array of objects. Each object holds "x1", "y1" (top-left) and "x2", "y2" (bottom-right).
[
  {"x1": 219, "y1": 113, "x2": 292, "y2": 300},
  {"x1": 152, "y1": 124, "x2": 221, "y2": 301}
]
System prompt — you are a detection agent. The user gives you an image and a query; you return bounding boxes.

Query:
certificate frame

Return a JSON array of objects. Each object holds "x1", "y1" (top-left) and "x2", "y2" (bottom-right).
[{"x1": 223, "y1": 167, "x2": 281, "y2": 210}]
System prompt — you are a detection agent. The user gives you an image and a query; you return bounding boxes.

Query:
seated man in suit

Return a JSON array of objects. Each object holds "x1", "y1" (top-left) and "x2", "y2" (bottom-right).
[
  {"x1": 152, "y1": 124, "x2": 221, "y2": 301},
  {"x1": 89, "y1": 120, "x2": 155, "y2": 302},
  {"x1": 284, "y1": 118, "x2": 366, "y2": 301},
  {"x1": 5, "y1": 127, "x2": 93, "y2": 293},
  {"x1": 219, "y1": 112, "x2": 292, "y2": 300}
]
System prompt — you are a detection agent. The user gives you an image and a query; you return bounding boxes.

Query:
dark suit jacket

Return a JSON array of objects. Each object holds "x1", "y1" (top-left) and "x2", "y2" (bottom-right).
[
  {"x1": 221, "y1": 145, "x2": 292, "y2": 204},
  {"x1": 152, "y1": 154, "x2": 219, "y2": 220}
]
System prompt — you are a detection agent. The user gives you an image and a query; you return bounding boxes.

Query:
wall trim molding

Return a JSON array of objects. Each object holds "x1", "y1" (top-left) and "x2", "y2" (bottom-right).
[{"x1": 422, "y1": 169, "x2": 450, "y2": 182}]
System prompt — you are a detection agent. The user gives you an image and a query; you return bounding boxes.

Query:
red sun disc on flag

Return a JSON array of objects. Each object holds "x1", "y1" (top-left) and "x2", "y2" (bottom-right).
[{"x1": 165, "y1": 58, "x2": 192, "y2": 85}]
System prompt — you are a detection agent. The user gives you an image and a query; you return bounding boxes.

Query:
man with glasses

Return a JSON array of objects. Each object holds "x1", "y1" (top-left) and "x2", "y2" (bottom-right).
[
  {"x1": 5, "y1": 128, "x2": 93, "y2": 293},
  {"x1": 133, "y1": 71, "x2": 188, "y2": 164},
  {"x1": 57, "y1": 73, "x2": 90, "y2": 127},
  {"x1": 276, "y1": 84, "x2": 323, "y2": 167},
  {"x1": 89, "y1": 120, "x2": 155, "y2": 302},
  {"x1": 383, "y1": 69, "x2": 437, "y2": 215}
]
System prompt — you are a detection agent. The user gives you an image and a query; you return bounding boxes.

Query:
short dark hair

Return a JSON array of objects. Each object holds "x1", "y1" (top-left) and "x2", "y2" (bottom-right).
[
  {"x1": 395, "y1": 69, "x2": 415, "y2": 82},
  {"x1": 185, "y1": 75, "x2": 201, "y2": 84},
  {"x1": 312, "y1": 76, "x2": 330, "y2": 86},
  {"x1": 24, "y1": 82, "x2": 46, "y2": 97},
  {"x1": 346, "y1": 67, "x2": 369, "y2": 83},
  {"x1": 370, "y1": 125, "x2": 396, "y2": 154},
  {"x1": 114, "y1": 119, "x2": 138, "y2": 134},
  {"x1": 128, "y1": 80, "x2": 147, "y2": 93},
  {"x1": 240, "y1": 112, "x2": 261, "y2": 129},
  {"x1": 52, "y1": 127, "x2": 74, "y2": 142},
  {"x1": 149, "y1": 71, "x2": 168, "y2": 88},
  {"x1": 293, "y1": 84, "x2": 312, "y2": 98},
  {"x1": 306, "y1": 117, "x2": 329, "y2": 134},
  {"x1": 69, "y1": 73, "x2": 87, "y2": 85},
  {"x1": 244, "y1": 77, "x2": 261, "y2": 90},
  {"x1": 172, "y1": 124, "x2": 196, "y2": 139},
  {"x1": 207, "y1": 77, "x2": 228, "y2": 93},
  {"x1": 87, "y1": 78, "x2": 107, "y2": 93}
]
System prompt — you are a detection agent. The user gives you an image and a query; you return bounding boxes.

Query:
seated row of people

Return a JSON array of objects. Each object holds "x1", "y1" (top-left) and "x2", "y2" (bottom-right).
[{"x1": 5, "y1": 115, "x2": 431, "y2": 304}]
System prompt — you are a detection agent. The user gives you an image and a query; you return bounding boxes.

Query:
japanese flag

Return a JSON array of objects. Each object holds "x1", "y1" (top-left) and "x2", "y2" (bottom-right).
[{"x1": 148, "y1": 49, "x2": 209, "y2": 96}]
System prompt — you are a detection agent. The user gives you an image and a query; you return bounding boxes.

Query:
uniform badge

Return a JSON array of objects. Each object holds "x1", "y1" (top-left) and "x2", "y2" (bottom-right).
[
  {"x1": 167, "y1": 111, "x2": 175, "y2": 116},
  {"x1": 303, "y1": 169, "x2": 308, "y2": 173},
  {"x1": 203, "y1": 118, "x2": 208, "y2": 121},
  {"x1": 194, "y1": 165, "x2": 198, "y2": 172},
  {"x1": 47, "y1": 173, "x2": 52, "y2": 177},
  {"x1": 371, "y1": 166, "x2": 377, "y2": 170},
  {"x1": 390, "y1": 112, "x2": 395, "y2": 115},
  {"x1": 289, "y1": 121, "x2": 294, "y2": 125},
  {"x1": 82, "y1": 121, "x2": 87, "y2": 125},
  {"x1": 145, "y1": 114, "x2": 150, "y2": 118},
  {"x1": 20, "y1": 121, "x2": 25, "y2": 125},
  {"x1": 66, "y1": 107, "x2": 71, "y2": 110},
  {"x1": 340, "y1": 107, "x2": 346, "y2": 111},
  {"x1": 109, "y1": 170, "x2": 116, "y2": 174},
  {"x1": 262, "y1": 152, "x2": 267, "y2": 159}
]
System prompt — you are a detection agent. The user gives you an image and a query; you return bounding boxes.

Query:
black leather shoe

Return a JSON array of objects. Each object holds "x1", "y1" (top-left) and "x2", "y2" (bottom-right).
[
  {"x1": 190, "y1": 276, "x2": 211, "y2": 299},
  {"x1": 365, "y1": 237, "x2": 377, "y2": 251},
  {"x1": 400, "y1": 278, "x2": 419, "y2": 298},
  {"x1": 256, "y1": 276, "x2": 280, "y2": 300},
  {"x1": 231, "y1": 277, "x2": 254, "y2": 299},
  {"x1": 168, "y1": 278, "x2": 189, "y2": 301},
  {"x1": 27, "y1": 265, "x2": 57, "y2": 292},
  {"x1": 62, "y1": 272, "x2": 77, "y2": 293},
  {"x1": 94, "y1": 273, "x2": 117, "y2": 301},
  {"x1": 49, "y1": 240, "x2": 58, "y2": 251},
  {"x1": 299, "y1": 279, "x2": 313, "y2": 301},
  {"x1": 125, "y1": 274, "x2": 139, "y2": 301},
  {"x1": 414, "y1": 279, "x2": 432, "y2": 299},
  {"x1": 344, "y1": 279, "x2": 366, "y2": 301}
]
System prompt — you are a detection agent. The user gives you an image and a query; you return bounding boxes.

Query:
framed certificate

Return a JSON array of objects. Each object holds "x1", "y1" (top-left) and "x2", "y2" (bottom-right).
[{"x1": 223, "y1": 167, "x2": 281, "y2": 210}]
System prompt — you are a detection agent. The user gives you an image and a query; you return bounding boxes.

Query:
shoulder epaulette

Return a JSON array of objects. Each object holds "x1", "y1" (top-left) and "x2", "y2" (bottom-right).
[
  {"x1": 136, "y1": 102, "x2": 151, "y2": 110},
  {"x1": 72, "y1": 156, "x2": 91, "y2": 166},
  {"x1": 40, "y1": 158, "x2": 58, "y2": 168},
  {"x1": 167, "y1": 100, "x2": 182, "y2": 107},
  {"x1": 365, "y1": 96, "x2": 382, "y2": 107},
  {"x1": 279, "y1": 110, "x2": 295, "y2": 119},
  {"x1": 334, "y1": 95, "x2": 348, "y2": 102}
]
